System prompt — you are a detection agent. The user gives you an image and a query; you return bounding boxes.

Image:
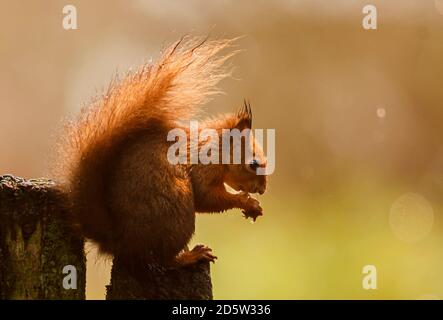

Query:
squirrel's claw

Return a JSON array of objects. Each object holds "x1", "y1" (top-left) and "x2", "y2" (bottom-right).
[
  {"x1": 241, "y1": 195, "x2": 263, "y2": 221},
  {"x1": 242, "y1": 207, "x2": 263, "y2": 222},
  {"x1": 176, "y1": 244, "x2": 217, "y2": 266}
]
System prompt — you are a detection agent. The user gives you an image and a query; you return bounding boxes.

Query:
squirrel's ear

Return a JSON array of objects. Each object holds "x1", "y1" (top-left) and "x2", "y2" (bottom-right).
[{"x1": 235, "y1": 99, "x2": 252, "y2": 130}]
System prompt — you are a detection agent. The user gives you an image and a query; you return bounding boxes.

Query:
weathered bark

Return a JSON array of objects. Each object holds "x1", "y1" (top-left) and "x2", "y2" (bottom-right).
[
  {"x1": 106, "y1": 257, "x2": 213, "y2": 300},
  {"x1": 0, "y1": 175, "x2": 85, "y2": 299},
  {"x1": 0, "y1": 175, "x2": 212, "y2": 300}
]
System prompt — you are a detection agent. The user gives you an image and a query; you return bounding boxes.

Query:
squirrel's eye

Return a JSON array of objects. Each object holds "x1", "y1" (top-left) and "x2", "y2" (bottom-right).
[{"x1": 249, "y1": 159, "x2": 260, "y2": 171}]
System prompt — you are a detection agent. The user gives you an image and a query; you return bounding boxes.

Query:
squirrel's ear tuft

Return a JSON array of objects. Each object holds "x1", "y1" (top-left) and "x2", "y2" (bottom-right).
[{"x1": 235, "y1": 99, "x2": 252, "y2": 130}]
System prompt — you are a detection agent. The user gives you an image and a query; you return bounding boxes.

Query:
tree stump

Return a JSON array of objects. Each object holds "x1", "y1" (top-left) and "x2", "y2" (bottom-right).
[
  {"x1": 106, "y1": 257, "x2": 213, "y2": 300},
  {"x1": 0, "y1": 175, "x2": 86, "y2": 299},
  {"x1": 0, "y1": 174, "x2": 213, "y2": 300}
]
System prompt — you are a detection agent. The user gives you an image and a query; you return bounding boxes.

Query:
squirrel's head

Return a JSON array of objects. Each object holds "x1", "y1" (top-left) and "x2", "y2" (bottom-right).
[{"x1": 223, "y1": 100, "x2": 268, "y2": 195}]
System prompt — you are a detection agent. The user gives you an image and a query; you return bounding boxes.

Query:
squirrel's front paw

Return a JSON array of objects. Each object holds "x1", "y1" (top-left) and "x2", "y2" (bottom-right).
[{"x1": 242, "y1": 196, "x2": 263, "y2": 222}]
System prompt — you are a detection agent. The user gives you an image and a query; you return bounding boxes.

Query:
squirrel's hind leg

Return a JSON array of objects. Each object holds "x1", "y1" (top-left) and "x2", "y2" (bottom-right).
[{"x1": 175, "y1": 244, "x2": 217, "y2": 266}]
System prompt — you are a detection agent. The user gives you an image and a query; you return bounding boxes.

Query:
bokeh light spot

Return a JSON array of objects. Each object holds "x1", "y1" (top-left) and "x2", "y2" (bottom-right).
[
  {"x1": 389, "y1": 193, "x2": 434, "y2": 243},
  {"x1": 376, "y1": 107, "x2": 386, "y2": 119}
]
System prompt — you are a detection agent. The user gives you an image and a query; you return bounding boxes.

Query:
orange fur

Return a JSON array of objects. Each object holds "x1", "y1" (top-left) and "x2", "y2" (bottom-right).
[{"x1": 55, "y1": 37, "x2": 267, "y2": 268}]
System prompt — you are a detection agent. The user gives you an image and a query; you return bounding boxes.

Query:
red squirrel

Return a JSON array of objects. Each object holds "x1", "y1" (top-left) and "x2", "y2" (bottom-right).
[{"x1": 56, "y1": 37, "x2": 268, "y2": 268}]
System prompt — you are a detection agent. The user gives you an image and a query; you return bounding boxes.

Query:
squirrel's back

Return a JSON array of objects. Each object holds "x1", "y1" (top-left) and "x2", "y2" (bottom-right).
[{"x1": 55, "y1": 37, "x2": 236, "y2": 260}]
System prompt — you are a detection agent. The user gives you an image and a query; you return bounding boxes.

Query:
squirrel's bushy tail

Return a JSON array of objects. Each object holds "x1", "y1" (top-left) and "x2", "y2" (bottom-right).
[{"x1": 55, "y1": 37, "x2": 236, "y2": 252}]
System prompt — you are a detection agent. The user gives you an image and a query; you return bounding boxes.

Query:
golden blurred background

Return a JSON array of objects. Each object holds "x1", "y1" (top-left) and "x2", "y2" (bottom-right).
[{"x1": 1, "y1": 0, "x2": 443, "y2": 299}]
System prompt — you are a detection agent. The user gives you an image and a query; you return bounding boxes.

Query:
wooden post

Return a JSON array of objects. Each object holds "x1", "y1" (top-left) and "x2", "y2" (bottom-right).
[
  {"x1": 0, "y1": 174, "x2": 212, "y2": 300},
  {"x1": 0, "y1": 175, "x2": 86, "y2": 299},
  {"x1": 106, "y1": 257, "x2": 213, "y2": 300}
]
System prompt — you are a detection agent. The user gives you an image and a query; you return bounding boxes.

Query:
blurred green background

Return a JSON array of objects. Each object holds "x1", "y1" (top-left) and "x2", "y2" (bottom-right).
[{"x1": 1, "y1": 0, "x2": 443, "y2": 299}]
